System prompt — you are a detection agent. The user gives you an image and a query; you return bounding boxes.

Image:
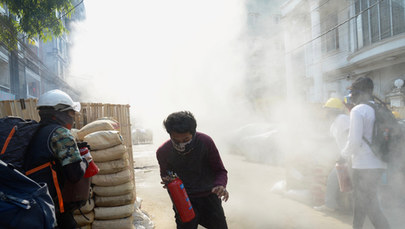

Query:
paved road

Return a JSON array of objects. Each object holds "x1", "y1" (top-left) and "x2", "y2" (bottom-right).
[{"x1": 133, "y1": 144, "x2": 403, "y2": 229}]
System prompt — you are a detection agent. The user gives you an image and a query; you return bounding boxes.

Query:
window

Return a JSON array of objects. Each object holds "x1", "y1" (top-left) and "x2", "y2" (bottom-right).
[
  {"x1": 320, "y1": 0, "x2": 340, "y2": 53},
  {"x1": 26, "y1": 70, "x2": 40, "y2": 98},
  {"x1": 60, "y1": 62, "x2": 64, "y2": 79},
  {"x1": 355, "y1": 0, "x2": 405, "y2": 49},
  {"x1": 27, "y1": 81, "x2": 40, "y2": 97},
  {"x1": 58, "y1": 38, "x2": 64, "y2": 55},
  {"x1": 392, "y1": 0, "x2": 405, "y2": 35},
  {"x1": 322, "y1": 11, "x2": 340, "y2": 52},
  {"x1": 0, "y1": 58, "x2": 10, "y2": 90}
]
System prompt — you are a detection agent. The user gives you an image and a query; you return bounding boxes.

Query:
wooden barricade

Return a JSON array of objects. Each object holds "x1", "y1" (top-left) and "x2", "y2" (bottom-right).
[
  {"x1": 0, "y1": 98, "x2": 40, "y2": 120},
  {"x1": 75, "y1": 103, "x2": 134, "y2": 167},
  {"x1": 0, "y1": 99, "x2": 134, "y2": 180}
]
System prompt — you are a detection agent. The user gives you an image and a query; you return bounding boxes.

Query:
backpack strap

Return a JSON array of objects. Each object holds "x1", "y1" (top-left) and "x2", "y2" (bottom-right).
[
  {"x1": 26, "y1": 161, "x2": 65, "y2": 213},
  {"x1": 362, "y1": 136, "x2": 372, "y2": 148},
  {"x1": 0, "y1": 126, "x2": 17, "y2": 155}
]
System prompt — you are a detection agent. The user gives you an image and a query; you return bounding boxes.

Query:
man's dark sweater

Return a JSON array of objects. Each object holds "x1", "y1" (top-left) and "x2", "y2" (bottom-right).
[{"x1": 156, "y1": 132, "x2": 228, "y2": 197}]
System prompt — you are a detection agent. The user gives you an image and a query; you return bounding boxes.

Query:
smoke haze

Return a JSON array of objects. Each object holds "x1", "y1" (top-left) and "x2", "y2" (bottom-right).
[
  {"x1": 68, "y1": 0, "x2": 252, "y2": 144},
  {"x1": 67, "y1": 0, "x2": 405, "y2": 228}
]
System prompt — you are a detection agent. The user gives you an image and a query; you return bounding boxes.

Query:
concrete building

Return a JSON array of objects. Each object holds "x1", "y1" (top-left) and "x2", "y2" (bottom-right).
[
  {"x1": 0, "y1": 1, "x2": 85, "y2": 101},
  {"x1": 281, "y1": 0, "x2": 405, "y2": 106},
  {"x1": 245, "y1": 0, "x2": 286, "y2": 113}
]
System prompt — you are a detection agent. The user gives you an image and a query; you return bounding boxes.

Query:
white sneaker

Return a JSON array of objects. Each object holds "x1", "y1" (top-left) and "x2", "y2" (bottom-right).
[{"x1": 313, "y1": 205, "x2": 335, "y2": 212}]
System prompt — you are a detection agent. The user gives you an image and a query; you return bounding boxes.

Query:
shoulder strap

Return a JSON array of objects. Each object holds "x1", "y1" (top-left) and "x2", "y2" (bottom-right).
[
  {"x1": 362, "y1": 136, "x2": 372, "y2": 147},
  {"x1": 0, "y1": 126, "x2": 17, "y2": 155},
  {"x1": 26, "y1": 161, "x2": 65, "y2": 213}
]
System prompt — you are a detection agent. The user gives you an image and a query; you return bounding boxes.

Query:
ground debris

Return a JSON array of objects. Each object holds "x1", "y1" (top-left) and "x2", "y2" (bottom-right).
[{"x1": 133, "y1": 197, "x2": 155, "y2": 229}]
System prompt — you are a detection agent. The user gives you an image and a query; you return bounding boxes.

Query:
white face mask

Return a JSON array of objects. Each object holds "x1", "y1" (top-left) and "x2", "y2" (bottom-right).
[{"x1": 171, "y1": 138, "x2": 193, "y2": 152}]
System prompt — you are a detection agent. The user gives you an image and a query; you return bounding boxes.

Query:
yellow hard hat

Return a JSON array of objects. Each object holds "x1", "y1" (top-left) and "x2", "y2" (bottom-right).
[
  {"x1": 323, "y1": 98, "x2": 344, "y2": 110},
  {"x1": 392, "y1": 111, "x2": 401, "y2": 120}
]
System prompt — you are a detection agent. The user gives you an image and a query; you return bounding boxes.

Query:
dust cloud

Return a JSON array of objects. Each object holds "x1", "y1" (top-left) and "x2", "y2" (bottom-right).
[
  {"x1": 68, "y1": 0, "x2": 250, "y2": 145},
  {"x1": 66, "y1": 0, "x2": 405, "y2": 228}
]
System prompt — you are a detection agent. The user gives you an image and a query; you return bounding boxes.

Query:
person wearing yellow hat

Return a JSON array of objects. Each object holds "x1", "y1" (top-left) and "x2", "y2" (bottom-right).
[
  {"x1": 315, "y1": 98, "x2": 350, "y2": 212},
  {"x1": 323, "y1": 98, "x2": 350, "y2": 151},
  {"x1": 323, "y1": 98, "x2": 345, "y2": 110},
  {"x1": 392, "y1": 111, "x2": 401, "y2": 120}
]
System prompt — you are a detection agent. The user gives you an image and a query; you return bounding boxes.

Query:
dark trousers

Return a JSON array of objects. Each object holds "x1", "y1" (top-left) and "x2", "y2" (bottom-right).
[
  {"x1": 352, "y1": 169, "x2": 390, "y2": 229},
  {"x1": 174, "y1": 193, "x2": 228, "y2": 229},
  {"x1": 56, "y1": 211, "x2": 77, "y2": 229}
]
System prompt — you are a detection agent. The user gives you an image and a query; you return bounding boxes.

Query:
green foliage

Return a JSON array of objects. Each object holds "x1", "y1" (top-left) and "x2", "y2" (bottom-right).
[{"x1": 0, "y1": 0, "x2": 75, "y2": 49}]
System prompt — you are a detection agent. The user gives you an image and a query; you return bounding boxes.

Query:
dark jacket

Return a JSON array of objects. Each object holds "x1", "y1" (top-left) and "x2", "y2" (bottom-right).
[
  {"x1": 25, "y1": 123, "x2": 87, "y2": 208},
  {"x1": 156, "y1": 132, "x2": 228, "y2": 196}
]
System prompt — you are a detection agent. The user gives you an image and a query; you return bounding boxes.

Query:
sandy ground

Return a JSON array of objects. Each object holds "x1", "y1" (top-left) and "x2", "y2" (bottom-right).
[
  {"x1": 133, "y1": 144, "x2": 404, "y2": 229},
  {"x1": 133, "y1": 144, "x2": 176, "y2": 228}
]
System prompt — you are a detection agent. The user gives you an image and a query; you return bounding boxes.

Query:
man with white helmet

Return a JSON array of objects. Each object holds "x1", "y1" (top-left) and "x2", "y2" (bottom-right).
[{"x1": 24, "y1": 89, "x2": 91, "y2": 229}]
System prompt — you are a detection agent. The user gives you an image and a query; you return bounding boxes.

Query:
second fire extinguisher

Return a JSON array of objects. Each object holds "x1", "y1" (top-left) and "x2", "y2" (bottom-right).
[
  {"x1": 167, "y1": 172, "x2": 196, "y2": 223},
  {"x1": 335, "y1": 158, "x2": 352, "y2": 192}
]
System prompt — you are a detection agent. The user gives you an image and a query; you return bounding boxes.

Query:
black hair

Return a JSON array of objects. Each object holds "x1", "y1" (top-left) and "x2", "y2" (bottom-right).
[
  {"x1": 350, "y1": 76, "x2": 374, "y2": 95},
  {"x1": 163, "y1": 111, "x2": 197, "y2": 135},
  {"x1": 349, "y1": 76, "x2": 374, "y2": 104}
]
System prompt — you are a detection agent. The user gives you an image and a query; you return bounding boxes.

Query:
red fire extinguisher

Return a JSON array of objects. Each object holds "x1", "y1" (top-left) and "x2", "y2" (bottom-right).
[
  {"x1": 78, "y1": 142, "x2": 99, "y2": 178},
  {"x1": 335, "y1": 159, "x2": 352, "y2": 192},
  {"x1": 167, "y1": 172, "x2": 195, "y2": 223}
]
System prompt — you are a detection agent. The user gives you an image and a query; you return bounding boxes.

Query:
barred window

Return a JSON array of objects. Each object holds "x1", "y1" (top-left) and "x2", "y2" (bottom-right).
[
  {"x1": 0, "y1": 58, "x2": 10, "y2": 90},
  {"x1": 355, "y1": 0, "x2": 405, "y2": 49}
]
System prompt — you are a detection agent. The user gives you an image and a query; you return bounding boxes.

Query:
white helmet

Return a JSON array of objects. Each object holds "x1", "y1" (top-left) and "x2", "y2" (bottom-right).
[{"x1": 37, "y1": 89, "x2": 81, "y2": 112}]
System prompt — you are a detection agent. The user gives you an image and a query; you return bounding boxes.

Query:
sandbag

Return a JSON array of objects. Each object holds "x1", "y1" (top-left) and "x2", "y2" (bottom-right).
[
  {"x1": 92, "y1": 144, "x2": 127, "y2": 162},
  {"x1": 79, "y1": 225, "x2": 92, "y2": 229},
  {"x1": 93, "y1": 181, "x2": 134, "y2": 197},
  {"x1": 97, "y1": 117, "x2": 120, "y2": 130},
  {"x1": 84, "y1": 130, "x2": 123, "y2": 150},
  {"x1": 92, "y1": 216, "x2": 134, "y2": 229},
  {"x1": 95, "y1": 191, "x2": 135, "y2": 207},
  {"x1": 73, "y1": 211, "x2": 94, "y2": 226},
  {"x1": 92, "y1": 169, "x2": 132, "y2": 186},
  {"x1": 94, "y1": 204, "x2": 135, "y2": 220},
  {"x1": 97, "y1": 157, "x2": 129, "y2": 175},
  {"x1": 74, "y1": 198, "x2": 95, "y2": 215},
  {"x1": 77, "y1": 119, "x2": 119, "y2": 141},
  {"x1": 70, "y1": 128, "x2": 80, "y2": 141}
]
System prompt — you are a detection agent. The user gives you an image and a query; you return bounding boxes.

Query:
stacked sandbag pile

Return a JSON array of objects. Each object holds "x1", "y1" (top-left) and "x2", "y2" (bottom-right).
[
  {"x1": 73, "y1": 198, "x2": 95, "y2": 228},
  {"x1": 70, "y1": 128, "x2": 96, "y2": 228},
  {"x1": 78, "y1": 119, "x2": 135, "y2": 229}
]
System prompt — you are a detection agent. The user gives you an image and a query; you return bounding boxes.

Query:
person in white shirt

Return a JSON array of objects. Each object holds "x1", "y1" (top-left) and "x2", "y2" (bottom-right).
[
  {"x1": 342, "y1": 76, "x2": 390, "y2": 229},
  {"x1": 314, "y1": 98, "x2": 350, "y2": 212}
]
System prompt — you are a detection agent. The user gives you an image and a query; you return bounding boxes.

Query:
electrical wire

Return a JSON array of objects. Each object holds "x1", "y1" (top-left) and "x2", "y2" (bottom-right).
[
  {"x1": 286, "y1": 0, "x2": 383, "y2": 54},
  {"x1": 281, "y1": 0, "x2": 356, "y2": 55},
  {"x1": 59, "y1": 0, "x2": 84, "y2": 21},
  {"x1": 286, "y1": 0, "x2": 358, "y2": 46},
  {"x1": 310, "y1": 0, "x2": 333, "y2": 13}
]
